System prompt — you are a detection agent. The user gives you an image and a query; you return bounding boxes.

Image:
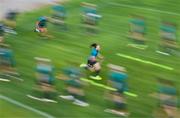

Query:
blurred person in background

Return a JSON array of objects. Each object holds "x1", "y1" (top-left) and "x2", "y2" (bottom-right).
[
  {"x1": 35, "y1": 16, "x2": 54, "y2": 39},
  {"x1": 35, "y1": 16, "x2": 48, "y2": 34},
  {"x1": 3, "y1": 10, "x2": 18, "y2": 29},
  {"x1": 0, "y1": 24, "x2": 5, "y2": 43}
]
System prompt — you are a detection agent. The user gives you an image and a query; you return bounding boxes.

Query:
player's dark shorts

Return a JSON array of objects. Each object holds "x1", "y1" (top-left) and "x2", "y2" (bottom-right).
[{"x1": 87, "y1": 59, "x2": 97, "y2": 67}]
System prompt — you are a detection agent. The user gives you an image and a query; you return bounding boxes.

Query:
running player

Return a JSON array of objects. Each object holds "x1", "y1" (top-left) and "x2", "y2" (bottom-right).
[{"x1": 87, "y1": 43, "x2": 103, "y2": 80}]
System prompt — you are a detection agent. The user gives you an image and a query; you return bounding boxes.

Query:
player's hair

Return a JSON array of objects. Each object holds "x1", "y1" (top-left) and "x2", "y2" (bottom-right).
[{"x1": 91, "y1": 43, "x2": 98, "y2": 48}]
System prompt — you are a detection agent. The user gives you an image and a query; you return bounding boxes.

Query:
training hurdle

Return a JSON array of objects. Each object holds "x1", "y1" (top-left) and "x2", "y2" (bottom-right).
[
  {"x1": 156, "y1": 21, "x2": 179, "y2": 55},
  {"x1": 80, "y1": 2, "x2": 102, "y2": 33},
  {"x1": 127, "y1": 15, "x2": 147, "y2": 50},
  {"x1": 27, "y1": 57, "x2": 57, "y2": 103},
  {"x1": 0, "y1": 44, "x2": 21, "y2": 82}
]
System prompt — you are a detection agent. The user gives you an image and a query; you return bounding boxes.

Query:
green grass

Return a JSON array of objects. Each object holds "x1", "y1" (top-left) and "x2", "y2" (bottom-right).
[
  {"x1": 0, "y1": 0, "x2": 180, "y2": 117},
  {"x1": 0, "y1": 99, "x2": 42, "y2": 118}
]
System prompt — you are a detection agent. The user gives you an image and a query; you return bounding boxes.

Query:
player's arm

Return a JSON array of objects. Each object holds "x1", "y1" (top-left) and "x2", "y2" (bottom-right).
[
  {"x1": 97, "y1": 53, "x2": 104, "y2": 60},
  {"x1": 36, "y1": 21, "x2": 40, "y2": 28}
]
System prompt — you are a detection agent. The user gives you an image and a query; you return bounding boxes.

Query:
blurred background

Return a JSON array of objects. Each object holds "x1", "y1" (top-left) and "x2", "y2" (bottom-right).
[{"x1": 0, "y1": 0, "x2": 180, "y2": 118}]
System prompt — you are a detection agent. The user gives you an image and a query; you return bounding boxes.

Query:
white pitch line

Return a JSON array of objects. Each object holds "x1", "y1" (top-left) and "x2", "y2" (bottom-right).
[
  {"x1": 4, "y1": 74, "x2": 24, "y2": 81},
  {"x1": 156, "y1": 50, "x2": 170, "y2": 56},
  {"x1": 109, "y1": 2, "x2": 180, "y2": 16},
  {"x1": 0, "y1": 95, "x2": 55, "y2": 118},
  {"x1": 0, "y1": 78, "x2": 10, "y2": 82},
  {"x1": 27, "y1": 94, "x2": 58, "y2": 103}
]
